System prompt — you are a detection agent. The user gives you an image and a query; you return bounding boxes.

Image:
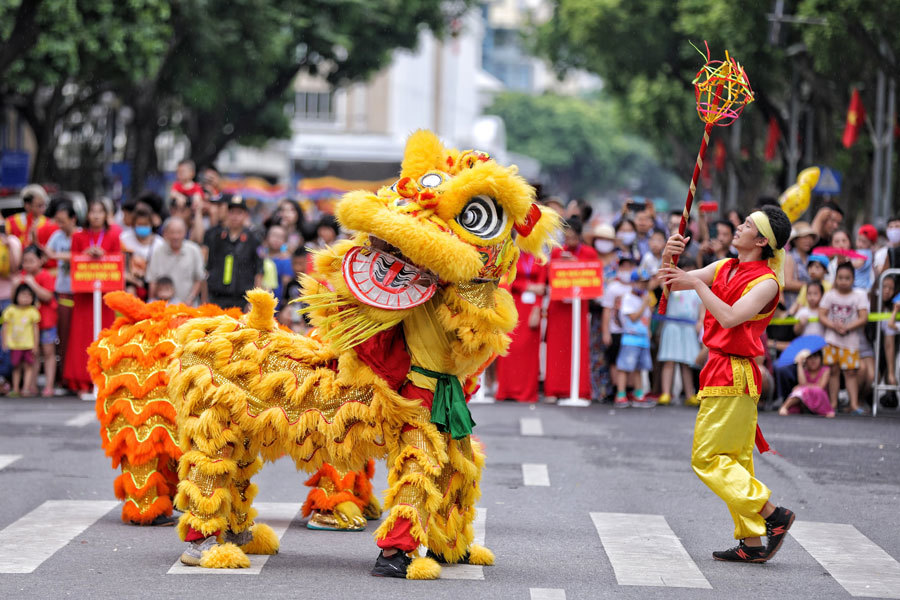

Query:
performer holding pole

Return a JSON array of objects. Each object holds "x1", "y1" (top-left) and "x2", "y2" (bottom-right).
[
  {"x1": 659, "y1": 43, "x2": 754, "y2": 315},
  {"x1": 659, "y1": 204, "x2": 795, "y2": 562}
]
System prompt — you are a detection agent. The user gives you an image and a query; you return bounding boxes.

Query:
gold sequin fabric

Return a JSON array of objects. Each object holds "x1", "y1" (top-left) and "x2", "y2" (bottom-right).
[{"x1": 454, "y1": 281, "x2": 498, "y2": 309}]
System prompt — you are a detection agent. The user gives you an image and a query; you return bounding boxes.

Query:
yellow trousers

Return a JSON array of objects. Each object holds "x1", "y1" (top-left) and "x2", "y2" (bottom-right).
[{"x1": 691, "y1": 394, "x2": 770, "y2": 539}]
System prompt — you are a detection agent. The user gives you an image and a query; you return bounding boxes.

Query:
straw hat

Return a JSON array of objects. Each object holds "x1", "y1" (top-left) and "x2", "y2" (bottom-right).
[
  {"x1": 592, "y1": 223, "x2": 615, "y2": 240},
  {"x1": 789, "y1": 221, "x2": 818, "y2": 242}
]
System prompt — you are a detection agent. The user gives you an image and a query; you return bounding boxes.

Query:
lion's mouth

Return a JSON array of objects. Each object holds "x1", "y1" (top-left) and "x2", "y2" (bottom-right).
[{"x1": 340, "y1": 236, "x2": 438, "y2": 310}]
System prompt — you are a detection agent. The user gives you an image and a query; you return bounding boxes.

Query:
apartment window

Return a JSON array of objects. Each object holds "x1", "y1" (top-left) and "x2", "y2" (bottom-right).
[{"x1": 295, "y1": 91, "x2": 335, "y2": 122}]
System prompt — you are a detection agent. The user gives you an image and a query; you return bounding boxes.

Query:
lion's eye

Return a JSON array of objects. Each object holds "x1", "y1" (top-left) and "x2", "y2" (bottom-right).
[
  {"x1": 419, "y1": 173, "x2": 444, "y2": 188},
  {"x1": 456, "y1": 195, "x2": 506, "y2": 239}
]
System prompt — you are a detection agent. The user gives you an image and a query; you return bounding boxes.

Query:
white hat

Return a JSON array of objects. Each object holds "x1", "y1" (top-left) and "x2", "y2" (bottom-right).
[{"x1": 20, "y1": 184, "x2": 48, "y2": 204}]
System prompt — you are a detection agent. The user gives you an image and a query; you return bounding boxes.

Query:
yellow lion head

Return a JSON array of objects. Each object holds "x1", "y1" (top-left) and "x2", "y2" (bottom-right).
[{"x1": 334, "y1": 130, "x2": 559, "y2": 310}]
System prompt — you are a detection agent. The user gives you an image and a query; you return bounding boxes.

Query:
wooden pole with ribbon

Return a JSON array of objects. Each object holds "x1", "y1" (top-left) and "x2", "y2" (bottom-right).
[{"x1": 659, "y1": 43, "x2": 754, "y2": 315}]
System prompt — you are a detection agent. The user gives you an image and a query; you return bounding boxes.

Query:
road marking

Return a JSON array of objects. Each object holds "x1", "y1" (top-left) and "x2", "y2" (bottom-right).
[
  {"x1": 590, "y1": 512, "x2": 711, "y2": 589},
  {"x1": 441, "y1": 508, "x2": 486, "y2": 580},
  {"x1": 167, "y1": 502, "x2": 300, "y2": 575},
  {"x1": 0, "y1": 500, "x2": 119, "y2": 573},
  {"x1": 522, "y1": 463, "x2": 550, "y2": 486},
  {"x1": 790, "y1": 521, "x2": 900, "y2": 598},
  {"x1": 65, "y1": 411, "x2": 96, "y2": 427},
  {"x1": 530, "y1": 589, "x2": 566, "y2": 600},
  {"x1": 520, "y1": 417, "x2": 543, "y2": 436},
  {"x1": 0, "y1": 455, "x2": 22, "y2": 471}
]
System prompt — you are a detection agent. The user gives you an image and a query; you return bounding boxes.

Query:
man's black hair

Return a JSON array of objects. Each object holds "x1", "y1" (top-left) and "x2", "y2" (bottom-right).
[
  {"x1": 757, "y1": 205, "x2": 791, "y2": 260},
  {"x1": 55, "y1": 201, "x2": 77, "y2": 220},
  {"x1": 807, "y1": 280, "x2": 824, "y2": 296},
  {"x1": 317, "y1": 214, "x2": 340, "y2": 236},
  {"x1": 565, "y1": 215, "x2": 583, "y2": 236},
  {"x1": 888, "y1": 214, "x2": 900, "y2": 225},
  {"x1": 292, "y1": 245, "x2": 308, "y2": 258},
  {"x1": 821, "y1": 201, "x2": 844, "y2": 217},
  {"x1": 835, "y1": 261, "x2": 855, "y2": 277},
  {"x1": 156, "y1": 275, "x2": 175, "y2": 288},
  {"x1": 715, "y1": 219, "x2": 736, "y2": 235}
]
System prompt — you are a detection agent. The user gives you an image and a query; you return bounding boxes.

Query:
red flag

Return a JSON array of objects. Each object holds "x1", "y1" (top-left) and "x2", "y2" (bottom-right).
[
  {"x1": 842, "y1": 88, "x2": 866, "y2": 148},
  {"x1": 764, "y1": 116, "x2": 781, "y2": 161},
  {"x1": 713, "y1": 139, "x2": 726, "y2": 171}
]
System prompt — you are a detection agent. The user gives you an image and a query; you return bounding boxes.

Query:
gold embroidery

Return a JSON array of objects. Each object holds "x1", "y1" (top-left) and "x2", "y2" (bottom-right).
[
  {"x1": 454, "y1": 281, "x2": 497, "y2": 309},
  {"x1": 104, "y1": 415, "x2": 176, "y2": 444},
  {"x1": 125, "y1": 493, "x2": 160, "y2": 512},
  {"x1": 122, "y1": 458, "x2": 159, "y2": 489}
]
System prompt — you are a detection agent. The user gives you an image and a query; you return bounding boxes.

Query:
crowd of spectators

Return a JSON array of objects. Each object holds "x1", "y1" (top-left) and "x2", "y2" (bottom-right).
[
  {"x1": 493, "y1": 197, "x2": 900, "y2": 417},
  {"x1": 0, "y1": 159, "x2": 338, "y2": 397}
]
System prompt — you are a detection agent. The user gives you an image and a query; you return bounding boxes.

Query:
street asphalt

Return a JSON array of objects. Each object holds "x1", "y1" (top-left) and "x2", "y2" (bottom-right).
[{"x1": 0, "y1": 395, "x2": 898, "y2": 599}]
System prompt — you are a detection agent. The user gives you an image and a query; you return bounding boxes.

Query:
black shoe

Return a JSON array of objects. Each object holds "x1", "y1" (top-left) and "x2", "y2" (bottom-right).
[
  {"x1": 371, "y1": 550, "x2": 411, "y2": 578},
  {"x1": 426, "y1": 549, "x2": 469, "y2": 564},
  {"x1": 764, "y1": 506, "x2": 795, "y2": 560},
  {"x1": 712, "y1": 541, "x2": 768, "y2": 563}
]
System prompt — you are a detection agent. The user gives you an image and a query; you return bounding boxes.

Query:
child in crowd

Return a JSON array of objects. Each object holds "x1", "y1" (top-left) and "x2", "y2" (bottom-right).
[
  {"x1": 792, "y1": 255, "x2": 831, "y2": 312},
  {"x1": 614, "y1": 269, "x2": 654, "y2": 407},
  {"x1": 152, "y1": 276, "x2": 176, "y2": 303},
  {"x1": 779, "y1": 350, "x2": 833, "y2": 417},
  {"x1": 170, "y1": 159, "x2": 204, "y2": 205},
  {"x1": 825, "y1": 229, "x2": 853, "y2": 285},
  {"x1": 279, "y1": 246, "x2": 310, "y2": 334},
  {"x1": 601, "y1": 253, "x2": 636, "y2": 395},
  {"x1": 15, "y1": 246, "x2": 57, "y2": 396},
  {"x1": 793, "y1": 281, "x2": 825, "y2": 338},
  {"x1": 639, "y1": 229, "x2": 666, "y2": 275},
  {"x1": 885, "y1": 277, "x2": 899, "y2": 387},
  {"x1": 260, "y1": 224, "x2": 293, "y2": 308},
  {"x1": 854, "y1": 224, "x2": 877, "y2": 290},
  {"x1": 1, "y1": 284, "x2": 41, "y2": 397},
  {"x1": 657, "y1": 263, "x2": 704, "y2": 406},
  {"x1": 820, "y1": 262, "x2": 869, "y2": 415}
]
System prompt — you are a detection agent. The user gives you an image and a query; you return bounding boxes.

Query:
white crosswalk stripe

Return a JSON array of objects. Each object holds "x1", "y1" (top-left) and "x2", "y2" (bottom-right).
[
  {"x1": 65, "y1": 411, "x2": 96, "y2": 427},
  {"x1": 590, "y1": 512, "x2": 711, "y2": 589},
  {"x1": 0, "y1": 454, "x2": 22, "y2": 471},
  {"x1": 440, "y1": 507, "x2": 487, "y2": 580},
  {"x1": 167, "y1": 502, "x2": 300, "y2": 575},
  {"x1": 522, "y1": 463, "x2": 550, "y2": 486},
  {"x1": 790, "y1": 521, "x2": 900, "y2": 599},
  {"x1": 530, "y1": 588, "x2": 566, "y2": 600},
  {"x1": 0, "y1": 500, "x2": 119, "y2": 573},
  {"x1": 520, "y1": 417, "x2": 543, "y2": 436}
]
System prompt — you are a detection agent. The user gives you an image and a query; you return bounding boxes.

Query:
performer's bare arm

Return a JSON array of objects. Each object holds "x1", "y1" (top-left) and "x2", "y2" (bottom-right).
[
  {"x1": 659, "y1": 233, "x2": 719, "y2": 289},
  {"x1": 659, "y1": 265, "x2": 779, "y2": 329}
]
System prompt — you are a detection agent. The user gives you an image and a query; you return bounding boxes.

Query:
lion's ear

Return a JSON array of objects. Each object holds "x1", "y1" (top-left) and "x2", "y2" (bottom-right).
[{"x1": 400, "y1": 130, "x2": 447, "y2": 179}]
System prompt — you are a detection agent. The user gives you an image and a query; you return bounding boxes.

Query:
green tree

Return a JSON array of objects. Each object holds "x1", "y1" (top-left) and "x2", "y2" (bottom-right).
[
  {"x1": 2, "y1": 0, "x2": 471, "y2": 194},
  {"x1": 537, "y1": 0, "x2": 900, "y2": 217},
  {"x1": 487, "y1": 91, "x2": 681, "y2": 200}
]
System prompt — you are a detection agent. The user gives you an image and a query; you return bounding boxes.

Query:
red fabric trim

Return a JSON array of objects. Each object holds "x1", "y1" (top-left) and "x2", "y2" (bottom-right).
[
  {"x1": 755, "y1": 424, "x2": 777, "y2": 454},
  {"x1": 185, "y1": 525, "x2": 219, "y2": 542},
  {"x1": 352, "y1": 325, "x2": 410, "y2": 390},
  {"x1": 376, "y1": 517, "x2": 419, "y2": 552},
  {"x1": 400, "y1": 380, "x2": 434, "y2": 410}
]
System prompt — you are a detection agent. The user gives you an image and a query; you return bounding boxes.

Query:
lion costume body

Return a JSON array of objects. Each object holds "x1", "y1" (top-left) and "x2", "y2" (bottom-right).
[{"x1": 98, "y1": 130, "x2": 558, "y2": 578}]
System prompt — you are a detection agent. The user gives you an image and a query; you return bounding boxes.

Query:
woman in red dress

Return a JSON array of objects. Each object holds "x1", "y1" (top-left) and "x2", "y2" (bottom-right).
[
  {"x1": 495, "y1": 253, "x2": 548, "y2": 402},
  {"x1": 64, "y1": 199, "x2": 121, "y2": 393},
  {"x1": 544, "y1": 217, "x2": 597, "y2": 400}
]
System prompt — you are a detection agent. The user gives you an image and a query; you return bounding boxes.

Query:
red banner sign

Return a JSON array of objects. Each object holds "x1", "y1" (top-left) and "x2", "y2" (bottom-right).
[
  {"x1": 549, "y1": 260, "x2": 604, "y2": 300},
  {"x1": 71, "y1": 254, "x2": 125, "y2": 293}
]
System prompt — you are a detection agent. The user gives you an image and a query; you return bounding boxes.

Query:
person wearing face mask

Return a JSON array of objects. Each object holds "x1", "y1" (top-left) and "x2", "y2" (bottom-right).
[
  {"x1": 598, "y1": 254, "x2": 637, "y2": 402},
  {"x1": 614, "y1": 219, "x2": 639, "y2": 257},
  {"x1": 120, "y1": 207, "x2": 163, "y2": 299},
  {"x1": 588, "y1": 223, "x2": 618, "y2": 402},
  {"x1": 875, "y1": 215, "x2": 900, "y2": 277},
  {"x1": 544, "y1": 217, "x2": 598, "y2": 402}
]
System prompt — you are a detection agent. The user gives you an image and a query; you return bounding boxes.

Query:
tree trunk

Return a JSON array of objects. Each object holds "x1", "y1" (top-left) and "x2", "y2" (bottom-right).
[{"x1": 127, "y1": 97, "x2": 160, "y2": 198}]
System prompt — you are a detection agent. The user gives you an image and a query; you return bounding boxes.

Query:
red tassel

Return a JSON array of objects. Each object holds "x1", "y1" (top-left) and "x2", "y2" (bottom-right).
[{"x1": 755, "y1": 424, "x2": 777, "y2": 455}]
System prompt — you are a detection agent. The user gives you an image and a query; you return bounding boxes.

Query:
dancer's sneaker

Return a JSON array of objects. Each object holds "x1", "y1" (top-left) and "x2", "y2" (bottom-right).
[
  {"x1": 132, "y1": 513, "x2": 177, "y2": 527},
  {"x1": 180, "y1": 535, "x2": 218, "y2": 566},
  {"x1": 712, "y1": 540, "x2": 768, "y2": 563},
  {"x1": 614, "y1": 394, "x2": 630, "y2": 408},
  {"x1": 764, "y1": 506, "x2": 795, "y2": 560},
  {"x1": 224, "y1": 529, "x2": 253, "y2": 546},
  {"x1": 631, "y1": 391, "x2": 656, "y2": 408},
  {"x1": 371, "y1": 549, "x2": 411, "y2": 578}
]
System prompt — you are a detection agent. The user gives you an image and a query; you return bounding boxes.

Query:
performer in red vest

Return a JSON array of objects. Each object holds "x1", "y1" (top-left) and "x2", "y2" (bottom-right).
[{"x1": 659, "y1": 205, "x2": 795, "y2": 563}]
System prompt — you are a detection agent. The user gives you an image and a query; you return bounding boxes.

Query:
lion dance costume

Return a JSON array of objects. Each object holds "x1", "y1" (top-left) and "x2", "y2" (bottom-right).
[
  {"x1": 89, "y1": 294, "x2": 379, "y2": 529},
  {"x1": 97, "y1": 130, "x2": 558, "y2": 578}
]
